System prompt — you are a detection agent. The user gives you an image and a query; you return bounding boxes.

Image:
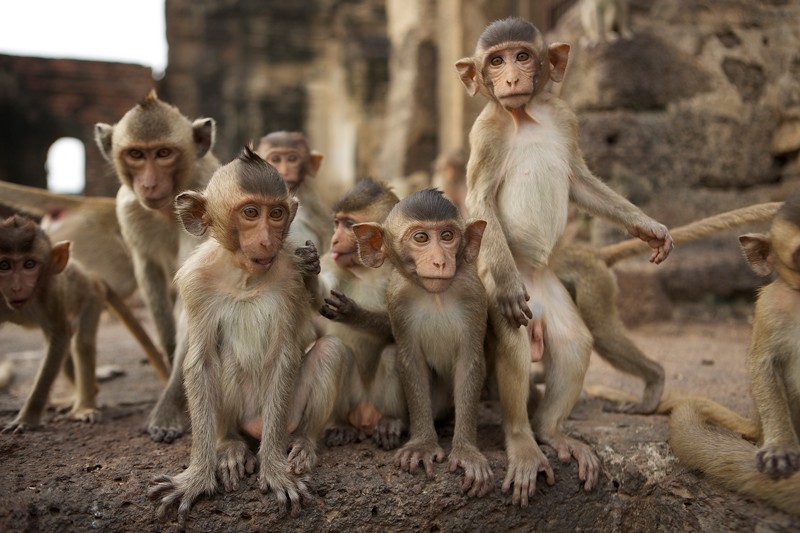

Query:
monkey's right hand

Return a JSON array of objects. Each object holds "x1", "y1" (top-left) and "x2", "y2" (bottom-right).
[
  {"x1": 295, "y1": 240, "x2": 321, "y2": 276},
  {"x1": 320, "y1": 289, "x2": 359, "y2": 321},
  {"x1": 148, "y1": 469, "x2": 218, "y2": 527},
  {"x1": 497, "y1": 279, "x2": 533, "y2": 328}
]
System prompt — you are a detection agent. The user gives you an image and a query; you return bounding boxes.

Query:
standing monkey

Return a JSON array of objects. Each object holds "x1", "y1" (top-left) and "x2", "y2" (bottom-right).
[
  {"x1": 95, "y1": 91, "x2": 220, "y2": 442},
  {"x1": 669, "y1": 195, "x2": 800, "y2": 515},
  {"x1": 455, "y1": 17, "x2": 672, "y2": 503},
  {"x1": 256, "y1": 131, "x2": 332, "y2": 254},
  {"x1": 353, "y1": 189, "x2": 494, "y2": 498},
  {"x1": 148, "y1": 147, "x2": 333, "y2": 524},
  {"x1": 0, "y1": 215, "x2": 168, "y2": 433}
]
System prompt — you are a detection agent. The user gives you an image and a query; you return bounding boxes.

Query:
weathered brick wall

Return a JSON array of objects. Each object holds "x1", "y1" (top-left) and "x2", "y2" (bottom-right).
[{"x1": 0, "y1": 54, "x2": 155, "y2": 196}]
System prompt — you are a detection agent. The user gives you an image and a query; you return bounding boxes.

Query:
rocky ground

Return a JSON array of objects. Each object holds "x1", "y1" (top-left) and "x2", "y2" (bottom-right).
[{"x1": 1, "y1": 304, "x2": 798, "y2": 532}]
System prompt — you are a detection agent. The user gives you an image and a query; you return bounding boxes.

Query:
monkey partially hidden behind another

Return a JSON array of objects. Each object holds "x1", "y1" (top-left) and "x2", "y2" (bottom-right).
[
  {"x1": 149, "y1": 147, "x2": 345, "y2": 524},
  {"x1": 0, "y1": 215, "x2": 168, "y2": 433},
  {"x1": 668, "y1": 195, "x2": 800, "y2": 516},
  {"x1": 352, "y1": 189, "x2": 494, "y2": 499}
]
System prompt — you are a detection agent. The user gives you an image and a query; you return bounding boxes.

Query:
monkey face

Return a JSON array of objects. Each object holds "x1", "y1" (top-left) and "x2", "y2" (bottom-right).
[
  {"x1": 330, "y1": 212, "x2": 364, "y2": 269},
  {"x1": 484, "y1": 45, "x2": 537, "y2": 109},
  {"x1": 122, "y1": 145, "x2": 180, "y2": 210},
  {"x1": 0, "y1": 254, "x2": 43, "y2": 309},
  {"x1": 261, "y1": 147, "x2": 305, "y2": 190},
  {"x1": 233, "y1": 199, "x2": 291, "y2": 273},
  {"x1": 404, "y1": 224, "x2": 461, "y2": 293}
]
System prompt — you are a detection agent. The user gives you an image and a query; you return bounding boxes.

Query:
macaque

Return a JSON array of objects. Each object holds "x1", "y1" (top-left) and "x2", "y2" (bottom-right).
[
  {"x1": 0, "y1": 215, "x2": 168, "y2": 433},
  {"x1": 668, "y1": 195, "x2": 800, "y2": 515},
  {"x1": 353, "y1": 188, "x2": 494, "y2": 498},
  {"x1": 149, "y1": 146, "x2": 342, "y2": 524},
  {"x1": 256, "y1": 131, "x2": 332, "y2": 254},
  {"x1": 95, "y1": 90, "x2": 220, "y2": 442},
  {"x1": 455, "y1": 17, "x2": 672, "y2": 503},
  {"x1": 580, "y1": 0, "x2": 633, "y2": 47},
  {"x1": 317, "y1": 177, "x2": 405, "y2": 449}
]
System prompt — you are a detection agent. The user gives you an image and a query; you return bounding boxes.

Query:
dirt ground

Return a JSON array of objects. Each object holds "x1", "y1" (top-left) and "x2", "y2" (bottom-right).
[{"x1": 1, "y1": 303, "x2": 798, "y2": 532}]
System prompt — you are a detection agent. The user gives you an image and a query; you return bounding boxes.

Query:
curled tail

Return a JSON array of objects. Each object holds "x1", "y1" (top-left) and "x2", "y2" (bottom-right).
[
  {"x1": 669, "y1": 400, "x2": 800, "y2": 515},
  {"x1": 598, "y1": 202, "x2": 783, "y2": 266}
]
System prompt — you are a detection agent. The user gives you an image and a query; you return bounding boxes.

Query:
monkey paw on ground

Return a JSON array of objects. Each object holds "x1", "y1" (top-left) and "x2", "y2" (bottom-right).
[
  {"x1": 257, "y1": 467, "x2": 313, "y2": 517},
  {"x1": 216, "y1": 439, "x2": 257, "y2": 491},
  {"x1": 372, "y1": 417, "x2": 404, "y2": 450},
  {"x1": 287, "y1": 436, "x2": 318, "y2": 475},
  {"x1": 756, "y1": 445, "x2": 800, "y2": 479},
  {"x1": 448, "y1": 444, "x2": 495, "y2": 498},
  {"x1": 395, "y1": 440, "x2": 445, "y2": 479},
  {"x1": 54, "y1": 406, "x2": 102, "y2": 424},
  {"x1": 324, "y1": 426, "x2": 361, "y2": 447},
  {"x1": 2, "y1": 417, "x2": 41, "y2": 434},
  {"x1": 295, "y1": 240, "x2": 320, "y2": 276},
  {"x1": 148, "y1": 468, "x2": 218, "y2": 527}
]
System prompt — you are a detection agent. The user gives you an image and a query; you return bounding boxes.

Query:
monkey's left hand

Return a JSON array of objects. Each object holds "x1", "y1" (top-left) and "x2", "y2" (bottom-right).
[
  {"x1": 320, "y1": 289, "x2": 360, "y2": 321},
  {"x1": 295, "y1": 240, "x2": 321, "y2": 275},
  {"x1": 626, "y1": 221, "x2": 673, "y2": 264}
]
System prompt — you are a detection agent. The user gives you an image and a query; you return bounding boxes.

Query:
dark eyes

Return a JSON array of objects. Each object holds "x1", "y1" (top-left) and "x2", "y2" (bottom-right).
[
  {"x1": 413, "y1": 230, "x2": 454, "y2": 243},
  {"x1": 490, "y1": 56, "x2": 503, "y2": 67},
  {"x1": 243, "y1": 206, "x2": 259, "y2": 218},
  {"x1": 269, "y1": 207, "x2": 285, "y2": 220},
  {"x1": 156, "y1": 148, "x2": 172, "y2": 158},
  {"x1": 269, "y1": 155, "x2": 281, "y2": 164},
  {"x1": 0, "y1": 260, "x2": 10, "y2": 271},
  {"x1": 413, "y1": 232, "x2": 429, "y2": 243},
  {"x1": 517, "y1": 52, "x2": 530, "y2": 61},
  {"x1": 128, "y1": 149, "x2": 144, "y2": 159},
  {"x1": 441, "y1": 230, "x2": 454, "y2": 242},
  {"x1": 287, "y1": 154, "x2": 299, "y2": 163}
]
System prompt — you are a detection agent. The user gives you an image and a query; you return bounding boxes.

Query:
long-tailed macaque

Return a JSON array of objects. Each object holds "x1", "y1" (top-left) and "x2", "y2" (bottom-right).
[
  {"x1": 317, "y1": 177, "x2": 405, "y2": 449},
  {"x1": 352, "y1": 188, "x2": 494, "y2": 498},
  {"x1": 148, "y1": 147, "x2": 340, "y2": 524},
  {"x1": 95, "y1": 90, "x2": 220, "y2": 442},
  {"x1": 668, "y1": 196, "x2": 800, "y2": 516},
  {"x1": 256, "y1": 131, "x2": 332, "y2": 254},
  {"x1": 455, "y1": 17, "x2": 673, "y2": 503},
  {"x1": 0, "y1": 215, "x2": 169, "y2": 433}
]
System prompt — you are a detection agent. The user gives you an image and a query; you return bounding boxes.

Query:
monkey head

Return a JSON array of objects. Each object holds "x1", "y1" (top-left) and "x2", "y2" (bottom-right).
[
  {"x1": 329, "y1": 178, "x2": 399, "y2": 270},
  {"x1": 175, "y1": 146, "x2": 298, "y2": 274},
  {"x1": 255, "y1": 131, "x2": 324, "y2": 191},
  {"x1": 740, "y1": 195, "x2": 800, "y2": 289},
  {"x1": 0, "y1": 215, "x2": 69, "y2": 310},
  {"x1": 455, "y1": 17, "x2": 570, "y2": 110},
  {"x1": 353, "y1": 188, "x2": 486, "y2": 294},
  {"x1": 94, "y1": 90, "x2": 216, "y2": 211}
]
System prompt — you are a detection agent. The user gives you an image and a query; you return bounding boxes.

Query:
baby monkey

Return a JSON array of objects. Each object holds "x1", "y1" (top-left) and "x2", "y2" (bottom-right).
[{"x1": 353, "y1": 188, "x2": 493, "y2": 498}]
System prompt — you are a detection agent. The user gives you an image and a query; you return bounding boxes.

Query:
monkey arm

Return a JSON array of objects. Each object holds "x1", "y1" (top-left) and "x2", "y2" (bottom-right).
[
  {"x1": 569, "y1": 159, "x2": 673, "y2": 264},
  {"x1": 320, "y1": 289, "x2": 393, "y2": 340}
]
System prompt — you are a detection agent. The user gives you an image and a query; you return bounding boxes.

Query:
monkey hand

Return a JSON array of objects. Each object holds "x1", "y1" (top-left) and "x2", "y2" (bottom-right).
[
  {"x1": 539, "y1": 431, "x2": 600, "y2": 491},
  {"x1": 287, "y1": 436, "x2": 318, "y2": 475},
  {"x1": 502, "y1": 433, "x2": 554, "y2": 507},
  {"x1": 626, "y1": 221, "x2": 673, "y2": 264},
  {"x1": 395, "y1": 439, "x2": 445, "y2": 479},
  {"x1": 373, "y1": 417, "x2": 404, "y2": 450},
  {"x1": 320, "y1": 289, "x2": 359, "y2": 322},
  {"x1": 148, "y1": 468, "x2": 218, "y2": 527},
  {"x1": 258, "y1": 463, "x2": 313, "y2": 517},
  {"x1": 756, "y1": 445, "x2": 800, "y2": 479},
  {"x1": 448, "y1": 444, "x2": 495, "y2": 498},
  {"x1": 295, "y1": 240, "x2": 321, "y2": 276},
  {"x1": 497, "y1": 278, "x2": 533, "y2": 328},
  {"x1": 216, "y1": 439, "x2": 257, "y2": 492}
]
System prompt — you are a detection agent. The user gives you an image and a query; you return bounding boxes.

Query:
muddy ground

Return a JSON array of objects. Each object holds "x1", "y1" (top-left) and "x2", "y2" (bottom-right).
[{"x1": 1, "y1": 303, "x2": 798, "y2": 532}]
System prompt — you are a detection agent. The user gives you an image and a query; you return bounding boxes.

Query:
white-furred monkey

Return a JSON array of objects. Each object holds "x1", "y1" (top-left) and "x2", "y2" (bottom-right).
[
  {"x1": 0, "y1": 215, "x2": 168, "y2": 433},
  {"x1": 455, "y1": 17, "x2": 673, "y2": 503},
  {"x1": 668, "y1": 195, "x2": 800, "y2": 516},
  {"x1": 95, "y1": 90, "x2": 220, "y2": 442},
  {"x1": 317, "y1": 177, "x2": 405, "y2": 449},
  {"x1": 353, "y1": 189, "x2": 494, "y2": 499},
  {"x1": 256, "y1": 131, "x2": 332, "y2": 254},
  {"x1": 148, "y1": 147, "x2": 343, "y2": 524}
]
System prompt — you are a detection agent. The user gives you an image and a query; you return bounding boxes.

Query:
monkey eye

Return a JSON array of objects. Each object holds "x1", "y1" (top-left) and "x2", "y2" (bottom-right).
[
  {"x1": 287, "y1": 154, "x2": 299, "y2": 162},
  {"x1": 242, "y1": 206, "x2": 260, "y2": 219},
  {"x1": 156, "y1": 148, "x2": 172, "y2": 158},
  {"x1": 269, "y1": 207, "x2": 285, "y2": 220},
  {"x1": 269, "y1": 155, "x2": 282, "y2": 164},
  {"x1": 490, "y1": 56, "x2": 503, "y2": 67},
  {"x1": 516, "y1": 51, "x2": 530, "y2": 62},
  {"x1": 413, "y1": 232, "x2": 429, "y2": 244},
  {"x1": 0, "y1": 259, "x2": 10, "y2": 271},
  {"x1": 128, "y1": 149, "x2": 144, "y2": 160},
  {"x1": 441, "y1": 230, "x2": 455, "y2": 242},
  {"x1": 22, "y1": 259, "x2": 37, "y2": 269}
]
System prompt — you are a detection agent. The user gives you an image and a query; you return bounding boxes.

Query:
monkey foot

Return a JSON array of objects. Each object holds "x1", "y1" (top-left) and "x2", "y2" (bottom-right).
[
  {"x1": 502, "y1": 435, "x2": 554, "y2": 507},
  {"x1": 538, "y1": 431, "x2": 600, "y2": 491},
  {"x1": 2, "y1": 416, "x2": 41, "y2": 434},
  {"x1": 448, "y1": 445, "x2": 495, "y2": 498},
  {"x1": 258, "y1": 467, "x2": 313, "y2": 517},
  {"x1": 217, "y1": 439, "x2": 257, "y2": 491},
  {"x1": 287, "y1": 437, "x2": 318, "y2": 475},
  {"x1": 395, "y1": 440, "x2": 445, "y2": 478},
  {"x1": 54, "y1": 406, "x2": 101, "y2": 424},
  {"x1": 372, "y1": 417, "x2": 404, "y2": 450},
  {"x1": 324, "y1": 426, "x2": 361, "y2": 447},
  {"x1": 756, "y1": 445, "x2": 800, "y2": 479},
  {"x1": 148, "y1": 469, "x2": 218, "y2": 527}
]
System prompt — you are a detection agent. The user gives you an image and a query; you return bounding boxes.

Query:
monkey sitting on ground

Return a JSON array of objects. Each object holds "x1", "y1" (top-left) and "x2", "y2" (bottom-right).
[
  {"x1": 668, "y1": 195, "x2": 800, "y2": 516},
  {"x1": 455, "y1": 16, "x2": 672, "y2": 502},
  {"x1": 149, "y1": 147, "x2": 346, "y2": 524},
  {"x1": 256, "y1": 131, "x2": 333, "y2": 254},
  {"x1": 0, "y1": 215, "x2": 168, "y2": 433},
  {"x1": 352, "y1": 188, "x2": 494, "y2": 499}
]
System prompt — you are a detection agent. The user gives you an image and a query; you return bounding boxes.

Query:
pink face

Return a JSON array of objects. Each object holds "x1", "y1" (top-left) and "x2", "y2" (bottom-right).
[
  {"x1": 262, "y1": 147, "x2": 305, "y2": 190},
  {"x1": 0, "y1": 254, "x2": 42, "y2": 310},
  {"x1": 404, "y1": 223, "x2": 461, "y2": 293},
  {"x1": 484, "y1": 45, "x2": 537, "y2": 109},
  {"x1": 330, "y1": 212, "x2": 366, "y2": 270},
  {"x1": 232, "y1": 198, "x2": 291, "y2": 274},
  {"x1": 122, "y1": 145, "x2": 180, "y2": 210}
]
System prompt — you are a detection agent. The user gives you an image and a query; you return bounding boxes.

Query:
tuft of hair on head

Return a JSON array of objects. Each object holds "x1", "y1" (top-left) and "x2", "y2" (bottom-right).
[
  {"x1": 333, "y1": 177, "x2": 399, "y2": 216},
  {"x1": 394, "y1": 187, "x2": 460, "y2": 224},
  {"x1": 233, "y1": 144, "x2": 288, "y2": 198},
  {"x1": 138, "y1": 89, "x2": 161, "y2": 109},
  {"x1": 0, "y1": 214, "x2": 49, "y2": 255},
  {"x1": 478, "y1": 16, "x2": 540, "y2": 51}
]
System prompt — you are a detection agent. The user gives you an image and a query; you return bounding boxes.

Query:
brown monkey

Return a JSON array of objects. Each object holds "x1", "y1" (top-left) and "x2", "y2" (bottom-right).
[
  {"x1": 0, "y1": 215, "x2": 168, "y2": 433},
  {"x1": 95, "y1": 90, "x2": 220, "y2": 442},
  {"x1": 316, "y1": 177, "x2": 405, "y2": 449},
  {"x1": 256, "y1": 131, "x2": 332, "y2": 254},
  {"x1": 455, "y1": 17, "x2": 672, "y2": 502},
  {"x1": 668, "y1": 195, "x2": 800, "y2": 515},
  {"x1": 353, "y1": 188, "x2": 494, "y2": 498},
  {"x1": 148, "y1": 147, "x2": 341, "y2": 524}
]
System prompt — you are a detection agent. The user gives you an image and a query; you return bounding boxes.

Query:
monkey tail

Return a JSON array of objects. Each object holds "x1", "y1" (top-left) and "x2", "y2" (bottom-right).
[
  {"x1": 0, "y1": 180, "x2": 89, "y2": 217},
  {"x1": 669, "y1": 400, "x2": 800, "y2": 516},
  {"x1": 597, "y1": 202, "x2": 783, "y2": 266},
  {"x1": 103, "y1": 285, "x2": 171, "y2": 383}
]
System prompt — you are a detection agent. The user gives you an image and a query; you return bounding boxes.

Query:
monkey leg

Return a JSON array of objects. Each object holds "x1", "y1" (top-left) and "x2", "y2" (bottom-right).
[
  {"x1": 369, "y1": 345, "x2": 407, "y2": 450},
  {"x1": 63, "y1": 297, "x2": 103, "y2": 423},
  {"x1": 487, "y1": 308, "x2": 555, "y2": 507},
  {"x1": 135, "y1": 258, "x2": 177, "y2": 361},
  {"x1": 145, "y1": 314, "x2": 189, "y2": 443},
  {"x1": 529, "y1": 268, "x2": 600, "y2": 491}
]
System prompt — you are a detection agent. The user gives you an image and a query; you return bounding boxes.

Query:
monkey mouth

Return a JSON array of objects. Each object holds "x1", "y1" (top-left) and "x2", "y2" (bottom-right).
[
  {"x1": 7, "y1": 298, "x2": 28, "y2": 310},
  {"x1": 250, "y1": 257, "x2": 275, "y2": 269},
  {"x1": 418, "y1": 276, "x2": 454, "y2": 293},
  {"x1": 142, "y1": 195, "x2": 173, "y2": 210}
]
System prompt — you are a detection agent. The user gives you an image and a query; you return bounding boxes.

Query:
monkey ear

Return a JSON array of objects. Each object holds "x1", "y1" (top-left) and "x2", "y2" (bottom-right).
[
  {"x1": 175, "y1": 191, "x2": 210, "y2": 236},
  {"x1": 50, "y1": 241, "x2": 71, "y2": 274},
  {"x1": 455, "y1": 58, "x2": 480, "y2": 97},
  {"x1": 739, "y1": 233, "x2": 774, "y2": 276},
  {"x1": 308, "y1": 151, "x2": 324, "y2": 178},
  {"x1": 192, "y1": 118, "x2": 216, "y2": 158},
  {"x1": 94, "y1": 123, "x2": 114, "y2": 163},
  {"x1": 463, "y1": 220, "x2": 487, "y2": 264},
  {"x1": 548, "y1": 43, "x2": 570, "y2": 83},
  {"x1": 352, "y1": 223, "x2": 386, "y2": 268}
]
